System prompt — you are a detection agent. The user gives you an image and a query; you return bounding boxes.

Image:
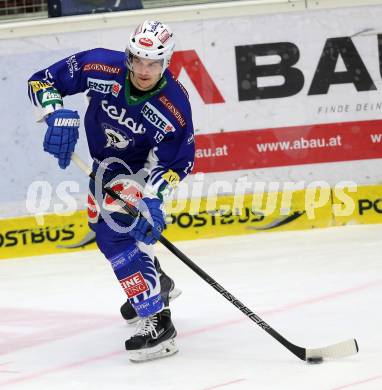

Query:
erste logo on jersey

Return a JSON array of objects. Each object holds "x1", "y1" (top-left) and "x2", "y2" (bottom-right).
[
  {"x1": 87, "y1": 78, "x2": 122, "y2": 96},
  {"x1": 141, "y1": 102, "x2": 175, "y2": 133},
  {"x1": 139, "y1": 38, "x2": 153, "y2": 47},
  {"x1": 103, "y1": 125, "x2": 133, "y2": 149},
  {"x1": 101, "y1": 100, "x2": 146, "y2": 134},
  {"x1": 87, "y1": 78, "x2": 114, "y2": 93}
]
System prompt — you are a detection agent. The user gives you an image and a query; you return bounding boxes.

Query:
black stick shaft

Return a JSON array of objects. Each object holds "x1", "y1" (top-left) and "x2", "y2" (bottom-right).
[
  {"x1": 158, "y1": 234, "x2": 305, "y2": 360},
  {"x1": 72, "y1": 153, "x2": 305, "y2": 361}
]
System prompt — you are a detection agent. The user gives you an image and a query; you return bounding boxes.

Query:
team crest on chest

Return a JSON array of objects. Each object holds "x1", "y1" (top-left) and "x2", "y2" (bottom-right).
[{"x1": 103, "y1": 124, "x2": 134, "y2": 149}]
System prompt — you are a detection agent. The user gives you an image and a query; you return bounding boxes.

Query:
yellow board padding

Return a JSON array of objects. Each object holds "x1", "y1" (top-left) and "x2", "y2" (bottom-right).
[
  {"x1": 0, "y1": 211, "x2": 97, "y2": 259},
  {"x1": 0, "y1": 184, "x2": 381, "y2": 260},
  {"x1": 332, "y1": 184, "x2": 382, "y2": 226},
  {"x1": 162, "y1": 188, "x2": 332, "y2": 241}
]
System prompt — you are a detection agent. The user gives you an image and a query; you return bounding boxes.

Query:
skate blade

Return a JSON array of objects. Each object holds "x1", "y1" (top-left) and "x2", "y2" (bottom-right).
[
  {"x1": 169, "y1": 287, "x2": 182, "y2": 301},
  {"x1": 128, "y1": 338, "x2": 178, "y2": 362},
  {"x1": 126, "y1": 288, "x2": 182, "y2": 325}
]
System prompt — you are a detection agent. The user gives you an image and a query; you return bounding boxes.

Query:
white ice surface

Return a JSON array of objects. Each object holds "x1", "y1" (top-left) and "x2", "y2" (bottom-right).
[{"x1": 0, "y1": 224, "x2": 382, "y2": 390}]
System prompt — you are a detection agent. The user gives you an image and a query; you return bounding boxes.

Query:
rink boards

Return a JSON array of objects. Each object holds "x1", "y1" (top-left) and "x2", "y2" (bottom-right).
[
  {"x1": 2, "y1": 2, "x2": 382, "y2": 219},
  {"x1": 2, "y1": 1, "x2": 382, "y2": 259},
  {"x1": 1, "y1": 184, "x2": 381, "y2": 259}
]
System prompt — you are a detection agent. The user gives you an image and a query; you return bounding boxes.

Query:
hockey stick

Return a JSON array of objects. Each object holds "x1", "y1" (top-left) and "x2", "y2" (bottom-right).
[{"x1": 71, "y1": 152, "x2": 359, "y2": 364}]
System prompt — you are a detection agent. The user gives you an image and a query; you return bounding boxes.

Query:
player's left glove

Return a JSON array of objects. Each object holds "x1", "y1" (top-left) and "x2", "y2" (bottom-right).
[
  {"x1": 44, "y1": 109, "x2": 80, "y2": 169},
  {"x1": 129, "y1": 198, "x2": 165, "y2": 245}
]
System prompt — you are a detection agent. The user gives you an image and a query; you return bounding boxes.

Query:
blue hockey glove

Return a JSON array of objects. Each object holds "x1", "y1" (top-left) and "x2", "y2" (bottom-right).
[
  {"x1": 44, "y1": 109, "x2": 80, "y2": 169},
  {"x1": 129, "y1": 198, "x2": 165, "y2": 245}
]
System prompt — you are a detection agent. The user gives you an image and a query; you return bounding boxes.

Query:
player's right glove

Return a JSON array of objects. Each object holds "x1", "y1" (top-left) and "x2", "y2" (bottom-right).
[
  {"x1": 129, "y1": 198, "x2": 165, "y2": 245},
  {"x1": 44, "y1": 109, "x2": 80, "y2": 169}
]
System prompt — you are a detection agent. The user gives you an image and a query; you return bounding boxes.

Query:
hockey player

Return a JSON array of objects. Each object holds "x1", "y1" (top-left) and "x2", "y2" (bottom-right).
[{"x1": 28, "y1": 20, "x2": 195, "y2": 362}]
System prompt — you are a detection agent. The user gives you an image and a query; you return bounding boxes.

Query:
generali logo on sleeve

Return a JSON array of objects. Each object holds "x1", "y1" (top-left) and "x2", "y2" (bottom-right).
[
  {"x1": 120, "y1": 272, "x2": 149, "y2": 298},
  {"x1": 158, "y1": 95, "x2": 186, "y2": 127}
]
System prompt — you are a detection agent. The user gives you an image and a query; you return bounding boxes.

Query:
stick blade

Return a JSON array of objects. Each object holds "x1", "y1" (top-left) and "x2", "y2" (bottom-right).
[{"x1": 306, "y1": 338, "x2": 359, "y2": 360}]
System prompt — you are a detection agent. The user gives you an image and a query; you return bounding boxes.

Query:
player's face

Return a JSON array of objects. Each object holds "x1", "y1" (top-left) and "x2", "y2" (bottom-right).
[{"x1": 130, "y1": 56, "x2": 163, "y2": 91}]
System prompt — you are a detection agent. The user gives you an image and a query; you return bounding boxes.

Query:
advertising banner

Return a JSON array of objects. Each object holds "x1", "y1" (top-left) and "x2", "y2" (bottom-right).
[
  {"x1": 4, "y1": 182, "x2": 382, "y2": 260},
  {"x1": 333, "y1": 184, "x2": 382, "y2": 225},
  {"x1": 0, "y1": 187, "x2": 334, "y2": 259},
  {"x1": 193, "y1": 120, "x2": 382, "y2": 173},
  {"x1": 1, "y1": 5, "x2": 382, "y2": 218}
]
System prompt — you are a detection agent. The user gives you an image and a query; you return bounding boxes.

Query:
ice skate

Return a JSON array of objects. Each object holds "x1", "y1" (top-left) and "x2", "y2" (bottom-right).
[{"x1": 125, "y1": 309, "x2": 178, "y2": 362}]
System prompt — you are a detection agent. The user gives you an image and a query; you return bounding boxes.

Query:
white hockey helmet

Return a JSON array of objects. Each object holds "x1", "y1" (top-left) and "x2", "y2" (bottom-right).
[{"x1": 126, "y1": 20, "x2": 175, "y2": 76}]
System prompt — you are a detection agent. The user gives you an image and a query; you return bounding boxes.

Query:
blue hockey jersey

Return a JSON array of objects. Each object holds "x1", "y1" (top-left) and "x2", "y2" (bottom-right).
[{"x1": 28, "y1": 48, "x2": 195, "y2": 199}]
